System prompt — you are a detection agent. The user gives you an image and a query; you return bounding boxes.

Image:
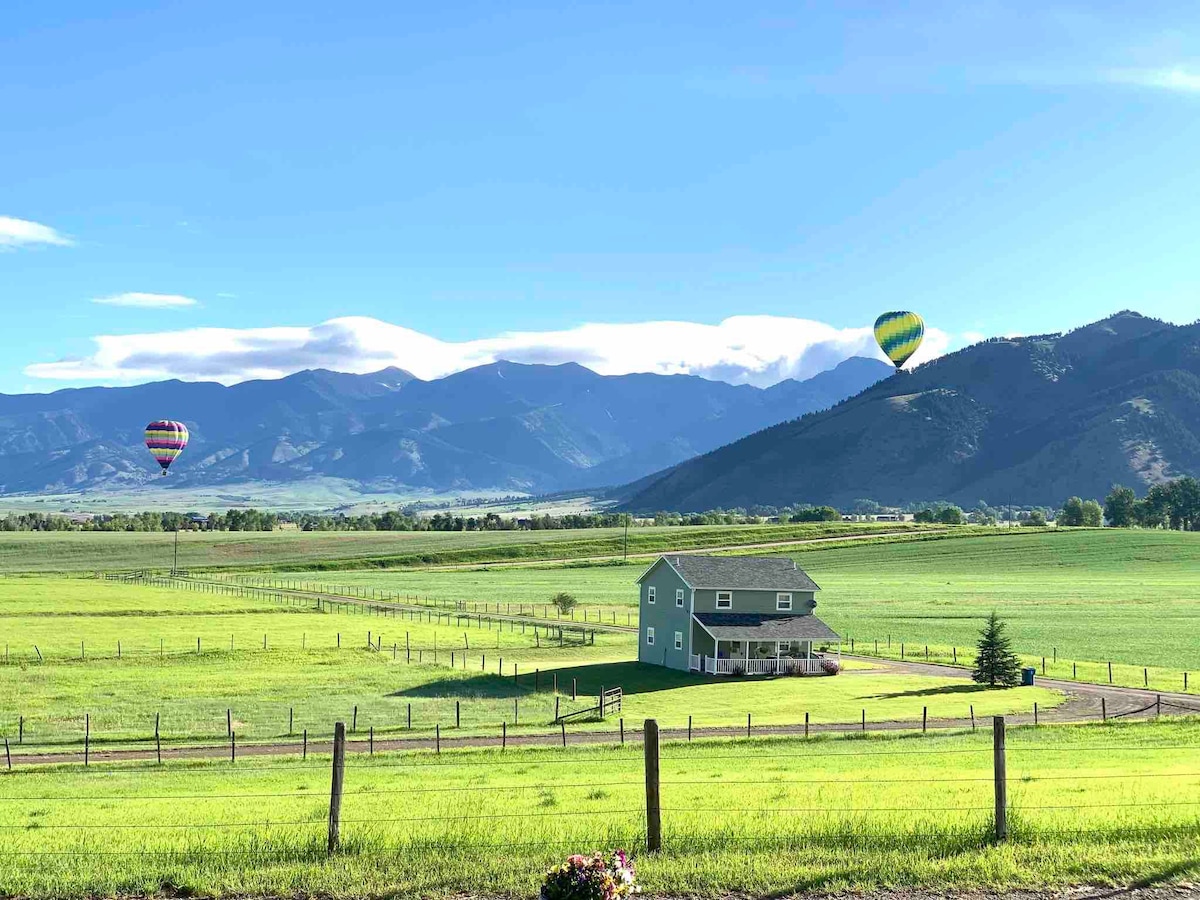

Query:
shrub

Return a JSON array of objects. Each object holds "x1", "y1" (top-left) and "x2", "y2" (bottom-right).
[
  {"x1": 541, "y1": 851, "x2": 638, "y2": 900},
  {"x1": 820, "y1": 659, "x2": 841, "y2": 676},
  {"x1": 550, "y1": 592, "x2": 578, "y2": 614}
]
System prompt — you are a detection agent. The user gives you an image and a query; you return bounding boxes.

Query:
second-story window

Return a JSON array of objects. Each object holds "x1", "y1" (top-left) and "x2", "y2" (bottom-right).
[
  {"x1": 777, "y1": 593, "x2": 793, "y2": 611},
  {"x1": 647, "y1": 586, "x2": 655, "y2": 604},
  {"x1": 675, "y1": 588, "x2": 685, "y2": 607},
  {"x1": 716, "y1": 591, "x2": 732, "y2": 609}
]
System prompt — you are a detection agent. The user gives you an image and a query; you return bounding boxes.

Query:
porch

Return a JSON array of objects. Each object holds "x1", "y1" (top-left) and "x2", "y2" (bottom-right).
[{"x1": 689, "y1": 612, "x2": 841, "y2": 676}]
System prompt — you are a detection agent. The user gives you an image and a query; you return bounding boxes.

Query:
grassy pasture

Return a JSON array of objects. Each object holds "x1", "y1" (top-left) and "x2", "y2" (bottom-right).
[
  {"x1": 0, "y1": 521, "x2": 919, "y2": 574},
  {"x1": 279, "y1": 529, "x2": 1200, "y2": 688},
  {"x1": 0, "y1": 578, "x2": 1059, "y2": 749},
  {"x1": 0, "y1": 719, "x2": 1196, "y2": 897}
]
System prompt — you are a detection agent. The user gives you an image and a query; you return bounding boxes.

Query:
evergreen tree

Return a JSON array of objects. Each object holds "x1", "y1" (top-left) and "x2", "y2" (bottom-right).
[{"x1": 972, "y1": 612, "x2": 1022, "y2": 687}]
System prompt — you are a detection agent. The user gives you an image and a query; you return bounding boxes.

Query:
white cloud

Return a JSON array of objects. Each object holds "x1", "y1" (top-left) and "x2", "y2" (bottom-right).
[
  {"x1": 91, "y1": 292, "x2": 199, "y2": 309},
  {"x1": 961, "y1": 330, "x2": 987, "y2": 344},
  {"x1": 0, "y1": 215, "x2": 73, "y2": 249},
  {"x1": 1107, "y1": 66, "x2": 1200, "y2": 93},
  {"x1": 24, "y1": 315, "x2": 954, "y2": 388}
]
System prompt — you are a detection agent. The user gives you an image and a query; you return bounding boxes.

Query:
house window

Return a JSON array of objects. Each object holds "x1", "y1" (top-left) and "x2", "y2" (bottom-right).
[
  {"x1": 646, "y1": 626, "x2": 655, "y2": 646},
  {"x1": 776, "y1": 593, "x2": 793, "y2": 611},
  {"x1": 675, "y1": 588, "x2": 685, "y2": 607},
  {"x1": 674, "y1": 631, "x2": 683, "y2": 650},
  {"x1": 716, "y1": 591, "x2": 732, "y2": 610},
  {"x1": 647, "y1": 586, "x2": 656, "y2": 604}
]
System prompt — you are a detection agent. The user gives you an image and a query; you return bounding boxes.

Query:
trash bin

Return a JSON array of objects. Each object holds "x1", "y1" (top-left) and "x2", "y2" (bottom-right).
[{"x1": 1021, "y1": 667, "x2": 1036, "y2": 686}]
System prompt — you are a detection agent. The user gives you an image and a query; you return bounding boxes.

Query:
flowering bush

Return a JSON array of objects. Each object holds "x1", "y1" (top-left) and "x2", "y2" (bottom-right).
[
  {"x1": 821, "y1": 659, "x2": 842, "y2": 675},
  {"x1": 540, "y1": 851, "x2": 638, "y2": 900}
]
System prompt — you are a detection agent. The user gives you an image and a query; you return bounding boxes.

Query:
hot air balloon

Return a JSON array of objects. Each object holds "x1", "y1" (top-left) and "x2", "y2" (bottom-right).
[
  {"x1": 873, "y1": 311, "x2": 925, "y2": 369},
  {"x1": 144, "y1": 420, "x2": 189, "y2": 475}
]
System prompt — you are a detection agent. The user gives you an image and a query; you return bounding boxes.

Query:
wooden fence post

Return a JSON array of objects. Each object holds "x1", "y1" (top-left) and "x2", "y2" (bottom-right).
[
  {"x1": 804, "y1": 711, "x2": 809, "y2": 738},
  {"x1": 436, "y1": 724, "x2": 441, "y2": 754},
  {"x1": 230, "y1": 730, "x2": 236, "y2": 762},
  {"x1": 227, "y1": 708, "x2": 232, "y2": 738},
  {"x1": 328, "y1": 722, "x2": 346, "y2": 855},
  {"x1": 85, "y1": 714, "x2": 90, "y2": 766},
  {"x1": 1102, "y1": 697, "x2": 1107, "y2": 722},
  {"x1": 970, "y1": 705, "x2": 975, "y2": 731},
  {"x1": 746, "y1": 713, "x2": 751, "y2": 738},
  {"x1": 4, "y1": 738, "x2": 9, "y2": 770},
  {"x1": 644, "y1": 719, "x2": 662, "y2": 853},
  {"x1": 620, "y1": 718, "x2": 625, "y2": 745},
  {"x1": 502, "y1": 721, "x2": 507, "y2": 750},
  {"x1": 560, "y1": 721, "x2": 567, "y2": 747},
  {"x1": 303, "y1": 729, "x2": 308, "y2": 760},
  {"x1": 922, "y1": 706, "x2": 927, "y2": 733},
  {"x1": 993, "y1": 716, "x2": 1007, "y2": 841}
]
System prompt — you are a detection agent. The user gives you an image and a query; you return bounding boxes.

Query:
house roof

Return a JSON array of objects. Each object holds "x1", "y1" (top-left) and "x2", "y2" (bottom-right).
[
  {"x1": 693, "y1": 612, "x2": 840, "y2": 642},
  {"x1": 639, "y1": 554, "x2": 820, "y2": 592}
]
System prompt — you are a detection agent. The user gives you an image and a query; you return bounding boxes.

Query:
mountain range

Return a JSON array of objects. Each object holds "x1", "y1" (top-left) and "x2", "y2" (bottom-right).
[
  {"x1": 622, "y1": 311, "x2": 1200, "y2": 511},
  {"x1": 0, "y1": 356, "x2": 892, "y2": 497}
]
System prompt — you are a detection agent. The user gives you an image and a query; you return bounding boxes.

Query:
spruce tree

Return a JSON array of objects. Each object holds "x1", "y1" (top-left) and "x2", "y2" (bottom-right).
[{"x1": 972, "y1": 612, "x2": 1022, "y2": 687}]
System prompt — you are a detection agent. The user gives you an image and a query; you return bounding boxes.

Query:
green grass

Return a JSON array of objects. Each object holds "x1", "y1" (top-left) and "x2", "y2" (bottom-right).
[
  {"x1": 0, "y1": 578, "x2": 1059, "y2": 750},
  {"x1": 0, "y1": 719, "x2": 1197, "y2": 897},
  {"x1": 0, "y1": 521, "x2": 922, "y2": 574},
  {"x1": 275, "y1": 529, "x2": 1200, "y2": 691},
  {"x1": 787, "y1": 528, "x2": 1200, "y2": 671}
]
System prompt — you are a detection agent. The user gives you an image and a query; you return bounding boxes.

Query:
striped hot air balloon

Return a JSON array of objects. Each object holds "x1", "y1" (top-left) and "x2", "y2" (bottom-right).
[
  {"x1": 144, "y1": 420, "x2": 189, "y2": 475},
  {"x1": 873, "y1": 311, "x2": 925, "y2": 369}
]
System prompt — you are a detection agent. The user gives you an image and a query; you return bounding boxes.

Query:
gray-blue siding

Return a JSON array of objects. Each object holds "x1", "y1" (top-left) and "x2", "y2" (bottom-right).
[{"x1": 637, "y1": 559, "x2": 693, "y2": 671}]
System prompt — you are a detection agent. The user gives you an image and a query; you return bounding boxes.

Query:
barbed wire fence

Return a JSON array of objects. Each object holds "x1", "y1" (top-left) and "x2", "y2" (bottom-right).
[{"x1": 0, "y1": 716, "x2": 1196, "y2": 875}]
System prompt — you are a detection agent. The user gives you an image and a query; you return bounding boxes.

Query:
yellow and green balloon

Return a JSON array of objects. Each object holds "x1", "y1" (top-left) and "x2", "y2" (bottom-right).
[{"x1": 873, "y1": 311, "x2": 925, "y2": 369}]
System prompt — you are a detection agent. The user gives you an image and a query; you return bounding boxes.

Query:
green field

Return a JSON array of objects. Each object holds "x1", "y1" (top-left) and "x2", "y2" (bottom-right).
[
  {"x1": 271, "y1": 529, "x2": 1200, "y2": 690},
  {"x1": 0, "y1": 521, "x2": 921, "y2": 574},
  {"x1": 0, "y1": 577, "x2": 1059, "y2": 749},
  {"x1": 1, "y1": 719, "x2": 1196, "y2": 897}
]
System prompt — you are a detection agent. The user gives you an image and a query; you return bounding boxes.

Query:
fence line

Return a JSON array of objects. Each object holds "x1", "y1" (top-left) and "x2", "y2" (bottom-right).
[{"x1": 0, "y1": 716, "x2": 1197, "y2": 869}]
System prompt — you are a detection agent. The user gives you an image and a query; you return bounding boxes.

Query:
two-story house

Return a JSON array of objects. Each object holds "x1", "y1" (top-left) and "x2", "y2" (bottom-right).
[{"x1": 636, "y1": 554, "x2": 840, "y2": 674}]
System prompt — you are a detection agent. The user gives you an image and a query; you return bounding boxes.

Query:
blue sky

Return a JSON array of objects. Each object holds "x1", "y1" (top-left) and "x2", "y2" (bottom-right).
[{"x1": 3, "y1": 1, "x2": 1199, "y2": 391}]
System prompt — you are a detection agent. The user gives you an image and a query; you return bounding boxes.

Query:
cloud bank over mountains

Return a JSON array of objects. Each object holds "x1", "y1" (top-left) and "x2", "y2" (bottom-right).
[{"x1": 25, "y1": 315, "x2": 953, "y2": 389}]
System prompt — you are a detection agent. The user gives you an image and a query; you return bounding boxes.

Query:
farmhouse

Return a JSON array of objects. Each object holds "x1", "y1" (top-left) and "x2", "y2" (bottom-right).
[{"x1": 636, "y1": 555, "x2": 840, "y2": 675}]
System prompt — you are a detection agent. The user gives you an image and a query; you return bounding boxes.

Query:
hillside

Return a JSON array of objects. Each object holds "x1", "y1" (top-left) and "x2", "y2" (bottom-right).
[
  {"x1": 622, "y1": 311, "x2": 1200, "y2": 510},
  {"x1": 0, "y1": 357, "x2": 890, "y2": 497}
]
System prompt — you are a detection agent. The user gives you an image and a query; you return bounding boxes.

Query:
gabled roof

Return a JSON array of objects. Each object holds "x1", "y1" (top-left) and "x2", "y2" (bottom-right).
[
  {"x1": 693, "y1": 612, "x2": 839, "y2": 641},
  {"x1": 637, "y1": 554, "x2": 820, "y2": 592}
]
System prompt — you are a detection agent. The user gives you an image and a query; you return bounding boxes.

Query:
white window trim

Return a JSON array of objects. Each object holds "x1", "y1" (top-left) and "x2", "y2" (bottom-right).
[
  {"x1": 716, "y1": 590, "x2": 733, "y2": 610},
  {"x1": 674, "y1": 631, "x2": 683, "y2": 650},
  {"x1": 647, "y1": 586, "x2": 656, "y2": 604},
  {"x1": 675, "y1": 588, "x2": 685, "y2": 607},
  {"x1": 776, "y1": 592, "x2": 793, "y2": 611},
  {"x1": 646, "y1": 626, "x2": 655, "y2": 645}
]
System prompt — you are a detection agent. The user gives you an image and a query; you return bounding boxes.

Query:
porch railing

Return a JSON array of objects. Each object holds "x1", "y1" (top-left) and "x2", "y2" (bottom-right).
[{"x1": 702, "y1": 656, "x2": 825, "y2": 676}]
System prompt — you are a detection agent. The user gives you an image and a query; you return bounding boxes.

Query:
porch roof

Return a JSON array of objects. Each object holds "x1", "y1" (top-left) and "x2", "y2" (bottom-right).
[{"x1": 694, "y1": 612, "x2": 840, "y2": 642}]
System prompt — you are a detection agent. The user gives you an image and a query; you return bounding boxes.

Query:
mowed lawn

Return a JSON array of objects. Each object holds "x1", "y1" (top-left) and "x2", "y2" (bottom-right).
[
  {"x1": 0, "y1": 720, "x2": 1196, "y2": 897},
  {"x1": 0, "y1": 578, "x2": 1060, "y2": 748},
  {"x1": 0, "y1": 521, "x2": 912, "y2": 574},
  {"x1": 283, "y1": 529, "x2": 1200, "y2": 680}
]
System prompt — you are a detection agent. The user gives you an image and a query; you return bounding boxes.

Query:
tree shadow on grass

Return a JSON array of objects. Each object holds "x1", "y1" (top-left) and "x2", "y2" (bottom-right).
[{"x1": 865, "y1": 683, "x2": 997, "y2": 700}]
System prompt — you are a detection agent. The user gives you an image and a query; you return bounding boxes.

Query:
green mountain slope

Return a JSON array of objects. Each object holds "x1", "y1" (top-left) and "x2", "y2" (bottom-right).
[{"x1": 623, "y1": 311, "x2": 1200, "y2": 509}]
